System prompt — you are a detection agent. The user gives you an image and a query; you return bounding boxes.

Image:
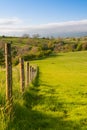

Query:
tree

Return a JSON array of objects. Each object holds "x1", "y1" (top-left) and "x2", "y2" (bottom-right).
[
  {"x1": 32, "y1": 34, "x2": 40, "y2": 38},
  {"x1": 22, "y1": 34, "x2": 30, "y2": 38}
]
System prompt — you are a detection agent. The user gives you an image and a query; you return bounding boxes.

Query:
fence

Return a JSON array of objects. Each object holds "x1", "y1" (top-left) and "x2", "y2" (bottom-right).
[{"x1": 4, "y1": 43, "x2": 38, "y2": 107}]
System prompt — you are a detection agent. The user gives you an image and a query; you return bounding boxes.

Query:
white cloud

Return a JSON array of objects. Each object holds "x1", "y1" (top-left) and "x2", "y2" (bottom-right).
[
  {"x1": 0, "y1": 17, "x2": 22, "y2": 25},
  {"x1": 40, "y1": 19, "x2": 87, "y2": 27},
  {"x1": 0, "y1": 19, "x2": 87, "y2": 37}
]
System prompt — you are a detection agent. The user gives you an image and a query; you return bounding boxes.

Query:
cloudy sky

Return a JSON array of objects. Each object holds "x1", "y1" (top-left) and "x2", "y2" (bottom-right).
[{"x1": 0, "y1": 0, "x2": 87, "y2": 37}]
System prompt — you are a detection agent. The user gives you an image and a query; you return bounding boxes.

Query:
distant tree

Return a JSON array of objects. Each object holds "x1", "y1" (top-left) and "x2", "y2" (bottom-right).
[
  {"x1": 41, "y1": 43, "x2": 48, "y2": 50},
  {"x1": 48, "y1": 41, "x2": 54, "y2": 50},
  {"x1": 2, "y1": 35, "x2": 6, "y2": 38},
  {"x1": 32, "y1": 34, "x2": 40, "y2": 38},
  {"x1": 22, "y1": 34, "x2": 30, "y2": 38},
  {"x1": 42, "y1": 37, "x2": 46, "y2": 39}
]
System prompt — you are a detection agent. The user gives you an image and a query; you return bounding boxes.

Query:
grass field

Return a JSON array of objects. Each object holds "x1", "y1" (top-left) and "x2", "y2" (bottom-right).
[
  {"x1": 31, "y1": 51, "x2": 87, "y2": 130},
  {"x1": 0, "y1": 51, "x2": 87, "y2": 130}
]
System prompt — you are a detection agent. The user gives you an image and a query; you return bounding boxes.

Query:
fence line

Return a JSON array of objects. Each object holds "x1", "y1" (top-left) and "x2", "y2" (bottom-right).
[{"x1": 4, "y1": 43, "x2": 38, "y2": 107}]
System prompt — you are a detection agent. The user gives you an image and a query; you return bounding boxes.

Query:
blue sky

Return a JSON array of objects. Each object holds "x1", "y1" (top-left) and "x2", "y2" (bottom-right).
[{"x1": 0, "y1": 0, "x2": 87, "y2": 36}]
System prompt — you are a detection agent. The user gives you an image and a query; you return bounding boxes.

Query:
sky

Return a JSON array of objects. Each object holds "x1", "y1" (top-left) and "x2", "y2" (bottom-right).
[{"x1": 0, "y1": 0, "x2": 87, "y2": 37}]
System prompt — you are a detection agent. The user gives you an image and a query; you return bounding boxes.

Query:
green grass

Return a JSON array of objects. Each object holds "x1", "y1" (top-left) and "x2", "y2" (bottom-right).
[
  {"x1": 0, "y1": 51, "x2": 87, "y2": 130},
  {"x1": 31, "y1": 51, "x2": 87, "y2": 130}
]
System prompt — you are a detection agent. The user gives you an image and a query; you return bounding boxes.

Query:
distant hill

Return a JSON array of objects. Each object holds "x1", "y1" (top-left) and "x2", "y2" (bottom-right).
[
  {"x1": 0, "y1": 35, "x2": 87, "y2": 66},
  {"x1": 41, "y1": 31, "x2": 87, "y2": 38}
]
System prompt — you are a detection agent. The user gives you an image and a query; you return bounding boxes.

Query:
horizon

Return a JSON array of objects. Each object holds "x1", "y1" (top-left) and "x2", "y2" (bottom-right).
[{"x1": 0, "y1": 0, "x2": 87, "y2": 37}]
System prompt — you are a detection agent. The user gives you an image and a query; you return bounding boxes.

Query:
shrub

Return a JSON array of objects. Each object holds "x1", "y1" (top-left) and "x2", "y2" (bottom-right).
[
  {"x1": 35, "y1": 51, "x2": 44, "y2": 59},
  {"x1": 71, "y1": 44, "x2": 78, "y2": 51},
  {"x1": 76, "y1": 43, "x2": 82, "y2": 51},
  {"x1": 11, "y1": 46, "x2": 18, "y2": 58},
  {"x1": 44, "y1": 50, "x2": 52, "y2": 56},
  {"x1": 41, "y1": 43, "x2": 48, "y2": 50},
  {"x1": 0, "y1": 48, "x2": 4, "y2": 66},
  {"x1": 23, "y1": 53, "x2": 35, "y2": 61},
  {"x1": 82, "y1": 42, "x2": 87, "y2": 50},
  {"x1": 12, "y1": 57, "x2": 19, "y2": 66}
]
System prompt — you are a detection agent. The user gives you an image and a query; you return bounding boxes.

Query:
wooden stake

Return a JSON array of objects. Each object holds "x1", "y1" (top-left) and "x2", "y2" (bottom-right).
[
  {"x1": 19, "y1": 58, "x2": 25, "y2": 92},
  {"x1": 30, "y1": 66, "x2": 32, "y2": 82},
  {"x1": 5, "y1": 43, "x2": 12, "y2": 101},
  {"x1": 32, "y1": 67, "x2": 34, "y2": 81},
  {"x1": 26, "y1": 62, "x2": 29, "y2": 86}
]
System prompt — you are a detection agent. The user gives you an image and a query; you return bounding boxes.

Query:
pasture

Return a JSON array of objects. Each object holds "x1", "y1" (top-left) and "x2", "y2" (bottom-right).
[
  {"x1": 0, "y1": 51, "x2": 87, "y2": 130},
  {"x1": 31, "y1": 51, "x2": 87, "y2": 130}
]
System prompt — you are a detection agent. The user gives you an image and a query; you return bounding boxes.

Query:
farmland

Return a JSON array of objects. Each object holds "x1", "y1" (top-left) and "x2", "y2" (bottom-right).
[{"x1": 0, "y1": 50, "x2": 87, "y2": 130}]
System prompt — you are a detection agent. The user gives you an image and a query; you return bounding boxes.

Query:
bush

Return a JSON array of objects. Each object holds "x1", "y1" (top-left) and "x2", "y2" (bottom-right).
[
  {"x1": 71, "y1": 44, "x2": 78, "y2": 51},
  {"x1": 23, "y1": 53, "x2": 35, "y2": 61},
  {"x1": 23, "y1": 51, "x2": 44, "y2": 61},
  {"x1": 11, "y1": 46, "x2": 18, "y2": 58},
  {"x1": 12, "y1": 57, "x2": 19, "y2": 66},
  {"x1": 44, "y1": 50, "x2": 52, "y2": 56},
  {"x1": 82, "y1": 42, "x2": 87, "y2": 50},
  {"x1": 0, "y1": 48, "x2": 4, "y2": 66},
  {"x1": 35, "y1": 51, "x2": 44, "y2": 59},
  {"x1": 41, "y1": 43, "x2": 48, "y2": 50},
  {"x1": 76, "y1": 43, "x2": 82, "y2": 51}
]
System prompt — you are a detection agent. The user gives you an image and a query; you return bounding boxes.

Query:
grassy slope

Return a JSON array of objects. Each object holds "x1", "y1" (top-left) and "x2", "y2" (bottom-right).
[
  {"x1": 0, "y1": 51, "x2": 87, "y2": 130},
  {"x1": 31, "y1": 51, "x2": 87, "y2": 130}
]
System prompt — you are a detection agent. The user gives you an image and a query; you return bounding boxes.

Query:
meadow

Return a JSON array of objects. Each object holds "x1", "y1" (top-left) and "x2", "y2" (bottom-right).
[{"x1": 0, "y1": 51, "x2": 87, "y2": 130}]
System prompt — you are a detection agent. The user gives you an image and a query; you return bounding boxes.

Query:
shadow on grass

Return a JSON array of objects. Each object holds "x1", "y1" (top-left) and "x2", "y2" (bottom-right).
[
  {"x1": 30, "y1": 53, "x2": 63, "y2": 62},
  {"x1": 10, "y1": 100, "x2": 83, "y2": 130},
  {"x1": 6, "y1": 67, "x2": 83, "y2": 130},
  {"x1": 7, "y1": 100, "x2": 82, "y2": 130},
  {"x1": 32, "y1": 66, "x2": 40, "y2": 87}
]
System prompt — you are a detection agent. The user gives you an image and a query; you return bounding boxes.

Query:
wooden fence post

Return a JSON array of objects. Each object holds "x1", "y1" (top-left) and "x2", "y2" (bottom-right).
[
  {"x1": 30, "y1": 66, "x2": 32, "y2": 82},
  {"x1": 26, "y1": 62, "x2": 29, "y2": 86},
  {"x1": 33, "y1": 68, "x2": 36, "y2": 79},
  {"x1": 32, "y1": 67, "x2": 35, "y2": 81},
  {"x1": 20, "y1": 58, "x2": 25, "y2": 92},
  {"x1": 5, "y1": 43, "x2": 12, "y2": 101}
]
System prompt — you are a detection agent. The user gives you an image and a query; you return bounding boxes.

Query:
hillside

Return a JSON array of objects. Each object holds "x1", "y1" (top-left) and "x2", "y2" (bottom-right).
[
  {"x1": 0, "y1": 51, "x2": 87, "y2": 129},
  {"x1": 0, "y1": 36, "x2": 87, "y2": 66}
]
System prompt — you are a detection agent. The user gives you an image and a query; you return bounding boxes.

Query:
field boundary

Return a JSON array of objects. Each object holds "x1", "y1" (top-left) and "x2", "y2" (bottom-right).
[{"x1": 1, "y1": 43, "x2": 38, "y2": 112}]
